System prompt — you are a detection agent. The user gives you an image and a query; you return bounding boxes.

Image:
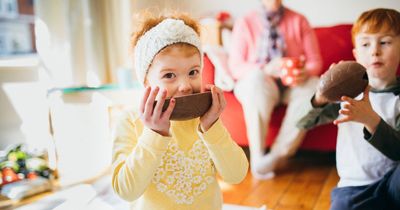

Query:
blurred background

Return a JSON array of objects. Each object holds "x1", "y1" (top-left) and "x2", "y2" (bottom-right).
[{"x1": 0, "y1": 0, "x2": 399, "y2": 209}]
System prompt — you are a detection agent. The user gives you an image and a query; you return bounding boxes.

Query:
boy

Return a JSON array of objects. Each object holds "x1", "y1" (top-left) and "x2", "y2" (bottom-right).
[{"x1": 298, "y1": 8, "x2": 400, "y2": 210}]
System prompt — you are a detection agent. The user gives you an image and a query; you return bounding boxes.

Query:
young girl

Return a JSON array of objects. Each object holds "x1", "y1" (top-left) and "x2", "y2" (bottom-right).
[{"x1": 111, "y1": 13, "x2": 249, "y2": 210}]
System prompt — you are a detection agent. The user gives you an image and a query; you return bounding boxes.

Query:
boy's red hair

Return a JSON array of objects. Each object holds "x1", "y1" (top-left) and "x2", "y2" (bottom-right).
[{"x1": 351, "y1": 8, "x2": 400, "y2": 45}]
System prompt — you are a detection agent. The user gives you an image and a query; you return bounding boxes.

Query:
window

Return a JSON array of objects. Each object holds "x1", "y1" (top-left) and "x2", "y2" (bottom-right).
[{"x1": 0, "y1": 0, "x2": 35, "y2": 57}]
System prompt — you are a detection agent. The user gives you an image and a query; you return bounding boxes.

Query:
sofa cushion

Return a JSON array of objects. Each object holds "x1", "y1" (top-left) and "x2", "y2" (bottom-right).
[{"x1": 314, "y1": 24, "x2": 354, "y2": 73}]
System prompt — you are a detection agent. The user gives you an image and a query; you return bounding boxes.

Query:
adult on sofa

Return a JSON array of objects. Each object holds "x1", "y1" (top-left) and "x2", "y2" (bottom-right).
[{"x1": 228, "y1": 0, "x2": 322, "y2": 179}]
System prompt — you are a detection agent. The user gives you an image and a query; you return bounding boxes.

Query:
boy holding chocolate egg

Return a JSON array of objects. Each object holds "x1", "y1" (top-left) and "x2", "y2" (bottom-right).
[{"x1": 298, "y1": 8, "x2": 400, "y2": 210}]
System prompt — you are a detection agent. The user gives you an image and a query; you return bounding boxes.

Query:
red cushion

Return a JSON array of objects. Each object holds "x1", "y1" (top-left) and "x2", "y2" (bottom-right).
[{"x1": 314, "y1": 25, "x2": 354, "y2": 73}]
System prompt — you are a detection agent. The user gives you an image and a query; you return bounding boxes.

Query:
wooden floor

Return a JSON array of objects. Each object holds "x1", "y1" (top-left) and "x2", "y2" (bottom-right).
[{"x1": 220, "y1": 151, "x2": 339, "y2": 210}]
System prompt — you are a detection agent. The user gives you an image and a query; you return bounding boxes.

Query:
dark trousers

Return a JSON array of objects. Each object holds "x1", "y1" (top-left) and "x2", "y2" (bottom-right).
[{"x1": 330, "y1": 164, "x2": 400, "y2": 210}]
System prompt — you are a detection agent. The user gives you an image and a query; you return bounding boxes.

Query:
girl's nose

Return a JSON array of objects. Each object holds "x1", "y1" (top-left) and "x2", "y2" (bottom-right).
[{"x1": 178, "y1": 79, "x2": 193, "y2": 94}]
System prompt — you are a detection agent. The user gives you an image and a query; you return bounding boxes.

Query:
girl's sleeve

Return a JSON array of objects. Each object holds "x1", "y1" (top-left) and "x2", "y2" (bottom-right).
[
  {"x1": 198, "y1": 119, "x2": 249, "y2": 184},
  {"x1": 111, "y1": 114, "x2": 172, "y2": 201}
]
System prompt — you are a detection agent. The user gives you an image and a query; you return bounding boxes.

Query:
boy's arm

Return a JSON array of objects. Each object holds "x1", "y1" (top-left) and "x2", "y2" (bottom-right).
[
  {"x1": 297, "y1": 95, "x2": 341, "y2": 129},
  {"x1": 198, "y1": 119, "x2": 249, "y2": 184},
  {"x1": 112, "y1": 114, "x2": 171, "y2": 202},
  {"x1": 363, "y1": 115, "x2": 400, "y2": 161}
]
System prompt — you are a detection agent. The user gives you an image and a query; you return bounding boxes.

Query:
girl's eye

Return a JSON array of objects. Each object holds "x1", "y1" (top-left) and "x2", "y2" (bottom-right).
[
  {"x1": 361, "y1": 42, "x2": 369, "y2": 47},
  {"x1": 380, "y1": 41, "x2": 390, "y2": 45},
  {"x1": 189, "y1": 69, "x2": 199, "y2": 76},
  {"x1": 163, "y1": 73, "x2": 175, "y2": 79}
]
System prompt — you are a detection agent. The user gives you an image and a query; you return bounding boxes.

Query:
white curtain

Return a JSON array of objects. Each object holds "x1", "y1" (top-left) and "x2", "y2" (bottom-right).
[{"x1": 34, "y1": 0, "x2": 132, "y2": 88}]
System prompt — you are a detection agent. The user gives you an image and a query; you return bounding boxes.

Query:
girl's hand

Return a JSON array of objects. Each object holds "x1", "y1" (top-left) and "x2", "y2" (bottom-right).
[
  {"x1": 200, "y1": 85, "x2": 226, "y2": 132},
  {"x1": 333, "y1": 86, "x2": 380, "y2": 134},
  {"x1": 139, "y1": 86, "x2": 175, "y2": 136}
]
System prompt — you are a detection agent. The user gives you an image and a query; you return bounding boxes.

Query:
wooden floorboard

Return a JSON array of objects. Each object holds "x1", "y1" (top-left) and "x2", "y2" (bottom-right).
[
  {"x1": 222, "y1": 151, "x2": 338, "y2": 210},
  {"x1": 240, "y1": 170, "x2": 296, "y2": 208},
  {"x1": 313, "y1": 168, "x2": 339, "y2": 210}
]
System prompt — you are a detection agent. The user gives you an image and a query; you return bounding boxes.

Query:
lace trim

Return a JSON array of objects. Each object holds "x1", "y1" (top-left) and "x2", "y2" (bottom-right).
[{"x1": 152, "y1": 140, "x2": 216, "y2": 204}]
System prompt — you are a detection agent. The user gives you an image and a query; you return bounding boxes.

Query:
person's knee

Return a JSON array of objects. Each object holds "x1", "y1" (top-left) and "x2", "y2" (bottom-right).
[
  {"x1": 288, "y1": 76, "x2": 319, "y2": 100},
  {"x1": 244, "y1": 70, "x2": 268, "y2": 90},
  {"x1": 391, "y1": 164, "x2": 400, "y2": 186},
  {"x1": 234, "y1": 71, "x2": 262, "y2": 95},
  {"x1": 388, "y1": 165, "x2": 400, "y2": 206},
  {"x1": 234, "y1": 72, "x2": 279, "y2": 104},
  {"x1": 330, "y1": 189, "x2": 352, "y2": 210},
  {"x1": 330, "y1": 199, "x2": 351, "y2": 210}
]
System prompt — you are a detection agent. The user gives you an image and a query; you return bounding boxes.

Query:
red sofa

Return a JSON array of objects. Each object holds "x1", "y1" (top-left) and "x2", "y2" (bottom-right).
[{"x1": 202, "y1": 24, "x2": 355, "y2": 151}]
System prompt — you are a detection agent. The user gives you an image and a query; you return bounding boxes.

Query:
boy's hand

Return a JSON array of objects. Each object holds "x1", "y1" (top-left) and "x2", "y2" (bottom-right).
[
  {"x1": 200, "y1": 85, "x2": 226, "y2": 132},
  {"x1": 139, "y1": 86, "x2": 175, "y2": 136},
  {"x1": 333, "y1": 86, "x2": 380, "y2": 134},
  {"x1": 312, "y1": 89, "x2": 330, "y2": 107}
]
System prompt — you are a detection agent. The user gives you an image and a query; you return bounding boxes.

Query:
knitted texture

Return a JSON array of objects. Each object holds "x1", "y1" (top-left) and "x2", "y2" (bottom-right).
[{"x1": 134, "y1": 18, "x2": 203, "y2": 85}]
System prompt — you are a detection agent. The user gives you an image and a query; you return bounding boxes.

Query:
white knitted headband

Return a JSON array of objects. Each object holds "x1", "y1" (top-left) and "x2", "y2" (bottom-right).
[{"x1": 134, "y1": 18, "x2": 203, "y2": 85}]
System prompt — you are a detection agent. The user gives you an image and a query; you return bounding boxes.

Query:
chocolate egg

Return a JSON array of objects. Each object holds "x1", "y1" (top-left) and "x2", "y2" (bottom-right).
[
  {"x1": 156, "y1": 92, "x2": 212, "y2": 120},
  {"x1": 318, "y1": 61, "x2": 368, "y2": 102}
]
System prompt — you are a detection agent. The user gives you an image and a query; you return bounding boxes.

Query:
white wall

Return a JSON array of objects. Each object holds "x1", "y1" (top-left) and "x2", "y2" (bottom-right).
[
  {"x1": 0, "y1": 57, "x2": 52, "y2": 151},
  {"x1": 132, "y1": 0, "x2": 400, "y2": 26},
  {"x1": 284, "y1": 0, "x2": 400, "y2": 26}
]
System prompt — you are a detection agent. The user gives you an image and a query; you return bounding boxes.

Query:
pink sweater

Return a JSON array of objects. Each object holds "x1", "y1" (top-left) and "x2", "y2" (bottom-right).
[{"x1": 228, "y1": 8, "x2": 323, "y2": 81}]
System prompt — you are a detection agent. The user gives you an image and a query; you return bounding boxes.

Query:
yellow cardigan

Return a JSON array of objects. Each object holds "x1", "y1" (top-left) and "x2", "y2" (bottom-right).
[{"x1": 111, "y1": 111, "x2": 249, "y2": 210}]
